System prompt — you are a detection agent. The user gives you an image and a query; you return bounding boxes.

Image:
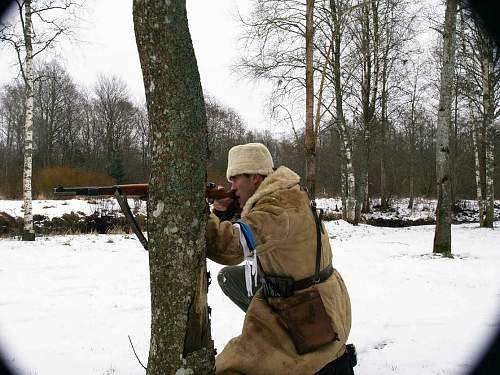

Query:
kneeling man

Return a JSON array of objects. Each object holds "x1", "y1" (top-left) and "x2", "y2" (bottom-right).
[{"x1": 207, "y1": 143, "x2": 354, "y2": 375}]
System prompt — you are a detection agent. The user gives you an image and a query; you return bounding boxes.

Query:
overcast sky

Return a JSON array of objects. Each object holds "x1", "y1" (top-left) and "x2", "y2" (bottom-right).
[{"x1": 0, "y1": 0, "x2": 275, "y2": 132}]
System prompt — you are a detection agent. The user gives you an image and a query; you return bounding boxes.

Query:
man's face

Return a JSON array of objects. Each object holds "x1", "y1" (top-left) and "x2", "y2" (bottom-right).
[{"x1": 230, "y1": 174, "x2": 263, "y2": 208}]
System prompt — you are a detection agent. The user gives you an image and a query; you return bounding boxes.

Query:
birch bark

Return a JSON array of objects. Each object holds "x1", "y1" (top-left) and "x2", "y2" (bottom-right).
[
  {"x1": 408, "y1": 95, "x2": 416, "y2": 210},
  {"x1": 471, "y1": 117, "x2": 485, "y2": 227},
  {"x1": 433, "y1": 0, "x2": 457, "y2": 255},
  {"x1": 355, "y1": 0, "x2": 378, "y2": 222},
  {"x1": 482, "y1": 54, "x2": 495, "y2": 228},
  {"x1": 22, "y1": 0, "x2": 34, "y2": 241},
  {"x1": 330, "y1": 0, "x2": 356, "y2": 222}
]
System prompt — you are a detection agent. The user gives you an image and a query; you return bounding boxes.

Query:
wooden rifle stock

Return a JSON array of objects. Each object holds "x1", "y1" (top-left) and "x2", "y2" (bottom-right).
[{"x1": 53, "y1": 182, "x2": 235, "y2": 252}]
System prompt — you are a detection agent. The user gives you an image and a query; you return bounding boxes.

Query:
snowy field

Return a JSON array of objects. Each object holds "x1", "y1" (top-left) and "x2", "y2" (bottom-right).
[
  {"x1": 0, "y1": 200, "x2": 499, "y2": 375},
  {"x1": 0, "y1": 198, "x2": 147, "y2": 220},
  {"x1": 1, "y1": 197, "x2": 498, "y2": 225}
]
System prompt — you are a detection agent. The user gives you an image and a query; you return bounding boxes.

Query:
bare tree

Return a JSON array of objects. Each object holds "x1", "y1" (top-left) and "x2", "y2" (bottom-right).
[
  {"x1": 238, "y1": 0, "x2": 336, "y2": 198},
  {"x1": 305, "y1": 0, "x2": 316, "y2": 195},
  {"x1": 323, "y1": 0, "x2": 357, "y2": 221},
  {"x1": 93, "y1": 75, "x2": 136, "y2": 167},
  {"x1": 0, "y1": 0, "x2": 82, "y2": 240},
  {"x1": 401, "y1": 58, "x2": 431, "y2": 209},
  {"x1": 132, "y1": 103, "x2": 150, "y2": 178},
  {"x1": 0, "y1": 82, "x2": 25, "y2": 197},
  {"x1": 133, "y1": 0, "x2": 215, "y2": 374},
  {"x1": 377, "y1": 0, "x2": 418, "y2": 210},
  {"x1": 205, "y1": 95, "x2": 247, "y2": 173},
  {"x1": 345, "y1": 0, "x2": 381, "y2": 220},
  {"x1": 457, "y1": 4, "x2": 499, "y2": 228},
  {"x1": 33, "y1": 61, "x2": 80, "y2": 168},
  {"x1": 434, "y1": 0, "x2": 458, "y2": 256}
]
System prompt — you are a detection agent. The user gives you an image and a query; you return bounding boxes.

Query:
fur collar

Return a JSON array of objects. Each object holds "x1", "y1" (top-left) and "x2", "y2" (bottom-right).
[{"x1": 242, "y1": 166, "x2": 300, "y2": 217}]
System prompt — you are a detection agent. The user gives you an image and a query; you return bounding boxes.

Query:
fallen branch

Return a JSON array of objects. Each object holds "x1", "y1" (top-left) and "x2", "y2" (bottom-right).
[{"x1": 128, "y1": 335, "x2": 147, "y2": 370}]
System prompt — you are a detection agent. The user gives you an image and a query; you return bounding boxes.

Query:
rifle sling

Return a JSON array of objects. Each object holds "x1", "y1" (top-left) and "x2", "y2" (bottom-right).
[
  {"x1": 114, "y1": 190, "x2": 149, "y2": 251},
  {"x1": 259, "y1": 198, "x2": 331, "y2": 296}
]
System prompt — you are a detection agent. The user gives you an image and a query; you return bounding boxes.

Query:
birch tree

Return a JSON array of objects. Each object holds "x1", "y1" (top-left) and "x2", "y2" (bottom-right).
[
  {"x1": 402, "y1": 59, "x2": 431, "y2": 209},
  {"x1": 133, "y1": 1, "x2": 215, "y2": 374},
  {"x1": 238, "y1": 0, "x2": 335, "y2": 198},
  {"x1": 0, "y1": 0, "x2": 82, "y2": 240},
  {"x1": 434, "y1": 0, "x2": 458, "y2": 255},
  {"x1": 346, "y1": 0, "x2": 380, "y2": 220},
  {"x1": 377, "y1": 0, "x2": 417, "y2": 211},
  {"x1": 457, "y1": 5, "x2": 499, "y2": 228},
  {"x1": 325, "y1": 0, "x2": 357, "y2": 221}
]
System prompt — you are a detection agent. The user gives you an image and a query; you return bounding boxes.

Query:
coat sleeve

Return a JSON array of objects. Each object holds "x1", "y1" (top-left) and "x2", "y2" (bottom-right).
[{"x1": 206, "y1": 212, "x2": 244, "y2": 265}]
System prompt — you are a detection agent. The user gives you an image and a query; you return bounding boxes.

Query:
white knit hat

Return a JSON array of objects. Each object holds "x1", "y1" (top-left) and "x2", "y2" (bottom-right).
[{"x1": 226, "y1": 143, "x2": 274, "y2": 181}]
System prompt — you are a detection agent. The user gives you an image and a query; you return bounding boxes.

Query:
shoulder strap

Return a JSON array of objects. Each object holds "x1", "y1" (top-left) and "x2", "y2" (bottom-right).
[
  {"x1": 310, "y1": 199, "x2": 323, "y2": 284},
  {"x1": 301, "y1": 185, "x2": 324, "y2": 284}
]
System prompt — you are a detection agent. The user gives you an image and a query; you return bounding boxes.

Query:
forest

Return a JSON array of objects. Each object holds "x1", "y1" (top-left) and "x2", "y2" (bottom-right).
[
  {"x1": 1, "y1": 1, "x2": 498, "y2": 207},
  {"x1": 0, "y1": 0, "x2": 499, "y2": 235}
]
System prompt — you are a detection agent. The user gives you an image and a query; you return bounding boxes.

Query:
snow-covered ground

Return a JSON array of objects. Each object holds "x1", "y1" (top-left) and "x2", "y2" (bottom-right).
[
  {"x1": 1, "y1": 197, "x2": 498, "y2": 226},
  {"x1": 316, "y1": 197, "x2": 500, "y2": 224},
  {"x1": 0, "y1": 200, "x2": 499, "y2": 375},
  {"x1": 0, "y1": 198, "x2": 147, "y2": 220}
]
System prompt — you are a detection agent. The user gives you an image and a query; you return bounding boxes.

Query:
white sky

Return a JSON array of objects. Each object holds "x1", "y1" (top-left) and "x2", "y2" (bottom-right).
[{"x1": 0, "y1": 0, "x2": 275, "y2": 132}]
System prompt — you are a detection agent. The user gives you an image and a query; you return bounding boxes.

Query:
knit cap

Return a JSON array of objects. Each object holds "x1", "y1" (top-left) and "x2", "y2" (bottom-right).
[{"x1": 226, "y1": 143, "x2": 274, "y2": 181}]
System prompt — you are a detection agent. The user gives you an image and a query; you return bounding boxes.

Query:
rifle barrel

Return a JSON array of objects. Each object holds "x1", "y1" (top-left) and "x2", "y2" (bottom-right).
[
  {"x1": 54, "y1": 184, "x2": 235, "y2": 200},
  {"x1": 54, "y1": 184, "x2": 148, "y2": 198}
]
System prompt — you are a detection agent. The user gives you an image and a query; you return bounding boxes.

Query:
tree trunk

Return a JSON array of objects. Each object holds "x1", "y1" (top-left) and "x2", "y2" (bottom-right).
[
  {"x1": 304, "y1": 0, "x2": 316, "y2": 198},
  {"x1": 482, "y1": 54, "x2": 495, "y2": 228},
  {"x1": 342, "y1": 132, "x2": 356, "y2": 222},
  {"x1": 433, "y1": 0, "x2": 457, "y2": 256},
  {"x1": 380, "y1": 87, "x2": 388, "y2": 211},
  {"x1": 22, "y1": 0, "x2": 35, "y2": 241},
  {"x1": 340, "y1": 143, "x2": 347, "y2": 219},
  {"x1": 408, "y1": 117, "x2": 415, "y2": 209},
  {"x1": 357, "y1": 0, "x2": 377, "y2": 219},
  {"x1": 472, "y1": 118, "x2": 485, "y2": 227},
  {"x1": 450, "y1": 84, "x2": 458, "y2": 212},
  {"x1": 133, "y1": 1, "x2": 215, "y2": 374},
  {"x1": 338, "y1": 124, "x2": 355, "y2": 222},
  {"x1": 329, "y1": 0, "x2": 356, "y2": 222},
  {"x1": 380, "y1": 37, "x2": 389, "y2": 211}
]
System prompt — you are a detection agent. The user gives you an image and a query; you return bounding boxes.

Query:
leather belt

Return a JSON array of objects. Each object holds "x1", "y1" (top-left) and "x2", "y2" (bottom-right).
[{"x1": 293, "y1": 263, "x2": 334, "y2": 291}]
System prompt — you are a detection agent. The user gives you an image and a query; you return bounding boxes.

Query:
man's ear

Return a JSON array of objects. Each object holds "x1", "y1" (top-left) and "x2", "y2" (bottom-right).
[{"x1": 251, "y1": 174, "x2": 264, "y2": 186}]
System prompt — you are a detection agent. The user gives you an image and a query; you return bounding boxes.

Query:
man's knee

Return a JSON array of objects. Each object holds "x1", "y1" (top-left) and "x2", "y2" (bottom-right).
[
  {"x1": 217, "y1": 267, "x2": 229, "y2": 293},
  {"x1": 217, "y1": 266, "x2": 242, "y2": 295}
]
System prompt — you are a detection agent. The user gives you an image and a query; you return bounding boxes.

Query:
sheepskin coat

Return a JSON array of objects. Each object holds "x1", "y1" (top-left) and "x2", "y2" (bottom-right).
[{"x1": 206, "y1": 166, "x2": 352, "y2": 374}]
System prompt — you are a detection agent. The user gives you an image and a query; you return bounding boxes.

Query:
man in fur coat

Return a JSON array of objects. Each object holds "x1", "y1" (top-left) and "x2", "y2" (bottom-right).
[{"x1": 206, "y1": 143, "x2": 354, "y2": 374}]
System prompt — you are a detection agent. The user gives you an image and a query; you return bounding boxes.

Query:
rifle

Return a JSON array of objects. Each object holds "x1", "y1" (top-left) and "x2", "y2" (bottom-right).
[{"x1": 53, "y1": 183, "x2": 236, "y2": 251}]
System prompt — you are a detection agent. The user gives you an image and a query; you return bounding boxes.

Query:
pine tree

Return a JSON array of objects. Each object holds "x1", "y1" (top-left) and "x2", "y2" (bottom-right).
[{"x1": 108, "y1": 157, "x2": 126, "y2": 184}]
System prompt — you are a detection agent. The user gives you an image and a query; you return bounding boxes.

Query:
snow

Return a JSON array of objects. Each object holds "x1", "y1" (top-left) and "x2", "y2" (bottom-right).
[
  {"x1": 0, "y1": 198, "x2": 146, "y2": 220},
  {"x1": 0, "y1": 200, "x2": 499, "y2": 375},
  {"x1": 2, "y1": 197, "x2": 497, "y2": 224}
]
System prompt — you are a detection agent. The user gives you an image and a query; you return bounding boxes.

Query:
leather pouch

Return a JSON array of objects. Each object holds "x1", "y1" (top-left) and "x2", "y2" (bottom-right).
[{"x1": 270, "y1": 288, "x2": 337, "y2": 354}]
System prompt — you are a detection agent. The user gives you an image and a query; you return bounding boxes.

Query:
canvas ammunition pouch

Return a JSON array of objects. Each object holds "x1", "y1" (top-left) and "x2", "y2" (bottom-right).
[{"x1": 261, "y1": 200, "x2": 338, "y2": 354}]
